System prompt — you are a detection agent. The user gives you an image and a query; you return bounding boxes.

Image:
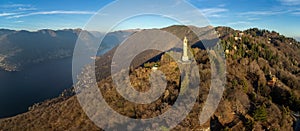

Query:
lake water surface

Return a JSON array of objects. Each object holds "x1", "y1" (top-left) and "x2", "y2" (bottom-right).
[{"x1": 0, "y1": 58, "x2": 73, "y2": 118}]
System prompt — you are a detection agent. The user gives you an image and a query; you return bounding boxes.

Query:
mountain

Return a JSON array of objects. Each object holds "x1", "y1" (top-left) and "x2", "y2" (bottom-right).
[
  {"x1": 0, "y1": 25, "x2": 299, "y2": 130},
  {"x1": 0, "y1": 29, "x2": 134, "y2": 71},
  {"x1": 295, "y1": 36, "x2": 300, "y2": 42}
]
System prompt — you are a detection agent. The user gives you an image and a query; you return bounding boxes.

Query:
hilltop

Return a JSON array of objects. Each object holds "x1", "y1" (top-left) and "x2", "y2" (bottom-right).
[{"x1": 0, "y1": 25, "x2": 299, "y2": 130}]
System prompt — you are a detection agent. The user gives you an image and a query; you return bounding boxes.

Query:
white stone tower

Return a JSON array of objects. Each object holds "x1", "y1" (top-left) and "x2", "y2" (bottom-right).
[{"x1": 182, "y1": 36, "x2": 189, "y2": 61}]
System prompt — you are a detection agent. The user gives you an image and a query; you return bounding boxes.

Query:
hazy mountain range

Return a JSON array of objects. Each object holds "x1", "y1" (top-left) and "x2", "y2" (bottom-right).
[
  {"x1": 295, "y1": 36, "x2": 300, "y2": 42},
  {"x1": 0, "y1": 28, "x2": 133, "y2": 71}
]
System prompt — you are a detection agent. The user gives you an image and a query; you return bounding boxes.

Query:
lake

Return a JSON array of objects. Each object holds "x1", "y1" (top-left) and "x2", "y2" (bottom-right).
[{"x1": 0, "y1": 57, "x2": 73, "y2": 118}]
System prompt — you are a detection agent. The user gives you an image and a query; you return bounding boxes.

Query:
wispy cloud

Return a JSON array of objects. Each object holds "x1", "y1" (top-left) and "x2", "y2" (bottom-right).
[
  {"x1": 18, "y1": 7, "x2": 37, "y2": 11},
  {"x1": 218, "y1": 4, "x2": 226, "y2": 7},
  {"x1": 0, "y1": 4, "x2": 31, "y2": 8},
  {"x1": 239, "y1": 10, "x2": 288, "y2": 16},
  {"x1": 200, "y1": 8, "x2": 228, "y2": 18},
  {"x1": 278, "y1": 0, "x2": 300, "y2": 5},
  {"x1": 14, "y1": 20, "x2": 24, "y2": 23},
  {"x1": 8, "y1": 10, "x2": 97, "y2": 18},
  {"x1": 0, "y1": 12, "x2": 20, "y2": 17},
  {"x1": 247, "y1": 17, "x2": 260, "y2": 21},
  {"x1": 291, "y1": 11, "x2": 300, "y2": 15},
  {"x1": 173, "y1": 0, "x2": 182, "y2": 6},
  {"x1": 227, "y1": 21, "x2": 251, "y2": 26}
]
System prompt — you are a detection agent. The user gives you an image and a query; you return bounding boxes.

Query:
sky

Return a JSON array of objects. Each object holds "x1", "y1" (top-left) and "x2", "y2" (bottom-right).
[{"x1": 0, "y1": 0, "x2": 300, "y2": 40}]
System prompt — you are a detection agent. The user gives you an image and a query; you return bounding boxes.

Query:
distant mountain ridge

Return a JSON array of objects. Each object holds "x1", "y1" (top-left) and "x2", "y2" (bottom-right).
[
  {"x1": 0, "y1": 28, "x2": 134, "y2": 71},
  {"x1": 295, "y1": 36, "x2": 300, "y2": 42}
]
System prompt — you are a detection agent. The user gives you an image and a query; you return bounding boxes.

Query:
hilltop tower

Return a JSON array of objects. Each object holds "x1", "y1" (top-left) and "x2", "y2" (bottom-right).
[{"x1": 182, "y1": 36, "x2": 189, "y2": 61}]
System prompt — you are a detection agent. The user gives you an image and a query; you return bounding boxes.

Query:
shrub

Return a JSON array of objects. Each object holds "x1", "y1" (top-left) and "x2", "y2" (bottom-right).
[
  {"x1": 143, "y1": 62, "x2": 152, "y2": 68},
  {"x1": 160, "y1": 126, "x2": 169, "y2": 131},
  {"x1": 245, "y1": 118, "x2": 254, "y2": 130},
  {"x1": 253, "y1": 105, "x2": 267, "y2": 121},
  {"x1": 232, "y1": 79, "x2": 238, "y2": 87}
]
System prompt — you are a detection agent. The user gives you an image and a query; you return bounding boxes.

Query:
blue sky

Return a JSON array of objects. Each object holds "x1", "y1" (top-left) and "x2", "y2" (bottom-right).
[{"x1": 0, "y1": 0, "x2": 300, "y2": 40}]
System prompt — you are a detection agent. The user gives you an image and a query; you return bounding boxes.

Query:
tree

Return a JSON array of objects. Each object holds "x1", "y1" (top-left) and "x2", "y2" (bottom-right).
[{"x1": 253, "y1": 105, "x2": 267, "y2": 121}]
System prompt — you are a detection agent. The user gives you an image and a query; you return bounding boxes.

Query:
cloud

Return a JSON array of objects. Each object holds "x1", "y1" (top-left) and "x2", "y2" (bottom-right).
[
  {"x1": 14, "y1": 21, "x2": 24, "y2": 23},
  {"x1": 18, "y1": 7, "x2": 37, "y2": 11},
  {"x1": 200, "y1": 8, "x2": 228, "y2": 18},
  {"x1": 173, "y1": 0, "x2": 182, "y2": 6},
  {"x1": 247, "y1": 17, "x2": 260, "y2": 21},
  {"x1": 227, "y1": 21, "x2": 251, "y2": 26},
  {"x1": 8, "y1": 10, "x2": 97, "y2": 18},
  {"x1": 218, "y1": 4, "x2": 226, "y2": 7},
  {"x1": 0, "y1": 4, "x2": 31, "y2": 8},
  {"x1": 278, "y1": 0, "x2": 300, "y2": 5},
  {"x1": 239, "y1": 10, "x2": 288, "y2": 16},
  {"x1": 0, "y1": 12, "x2": 20, "y2": 17},
  {"x1": 291, "y1": 11, "x2": 300, "y2": 15}
]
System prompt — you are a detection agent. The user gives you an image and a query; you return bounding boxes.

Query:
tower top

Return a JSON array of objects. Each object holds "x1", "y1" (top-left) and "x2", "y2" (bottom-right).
[{"x1": 184, "y1": 36, "x2": 188, "y2": 44}]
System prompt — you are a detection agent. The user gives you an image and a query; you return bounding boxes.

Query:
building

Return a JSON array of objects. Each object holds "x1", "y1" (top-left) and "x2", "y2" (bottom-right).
[
  {"x1": 152, "y1": 63, "x2": 159, "y2": 70},
  {"x1": 267, "y1": 72, "x2": 277, "y2": 87}
]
